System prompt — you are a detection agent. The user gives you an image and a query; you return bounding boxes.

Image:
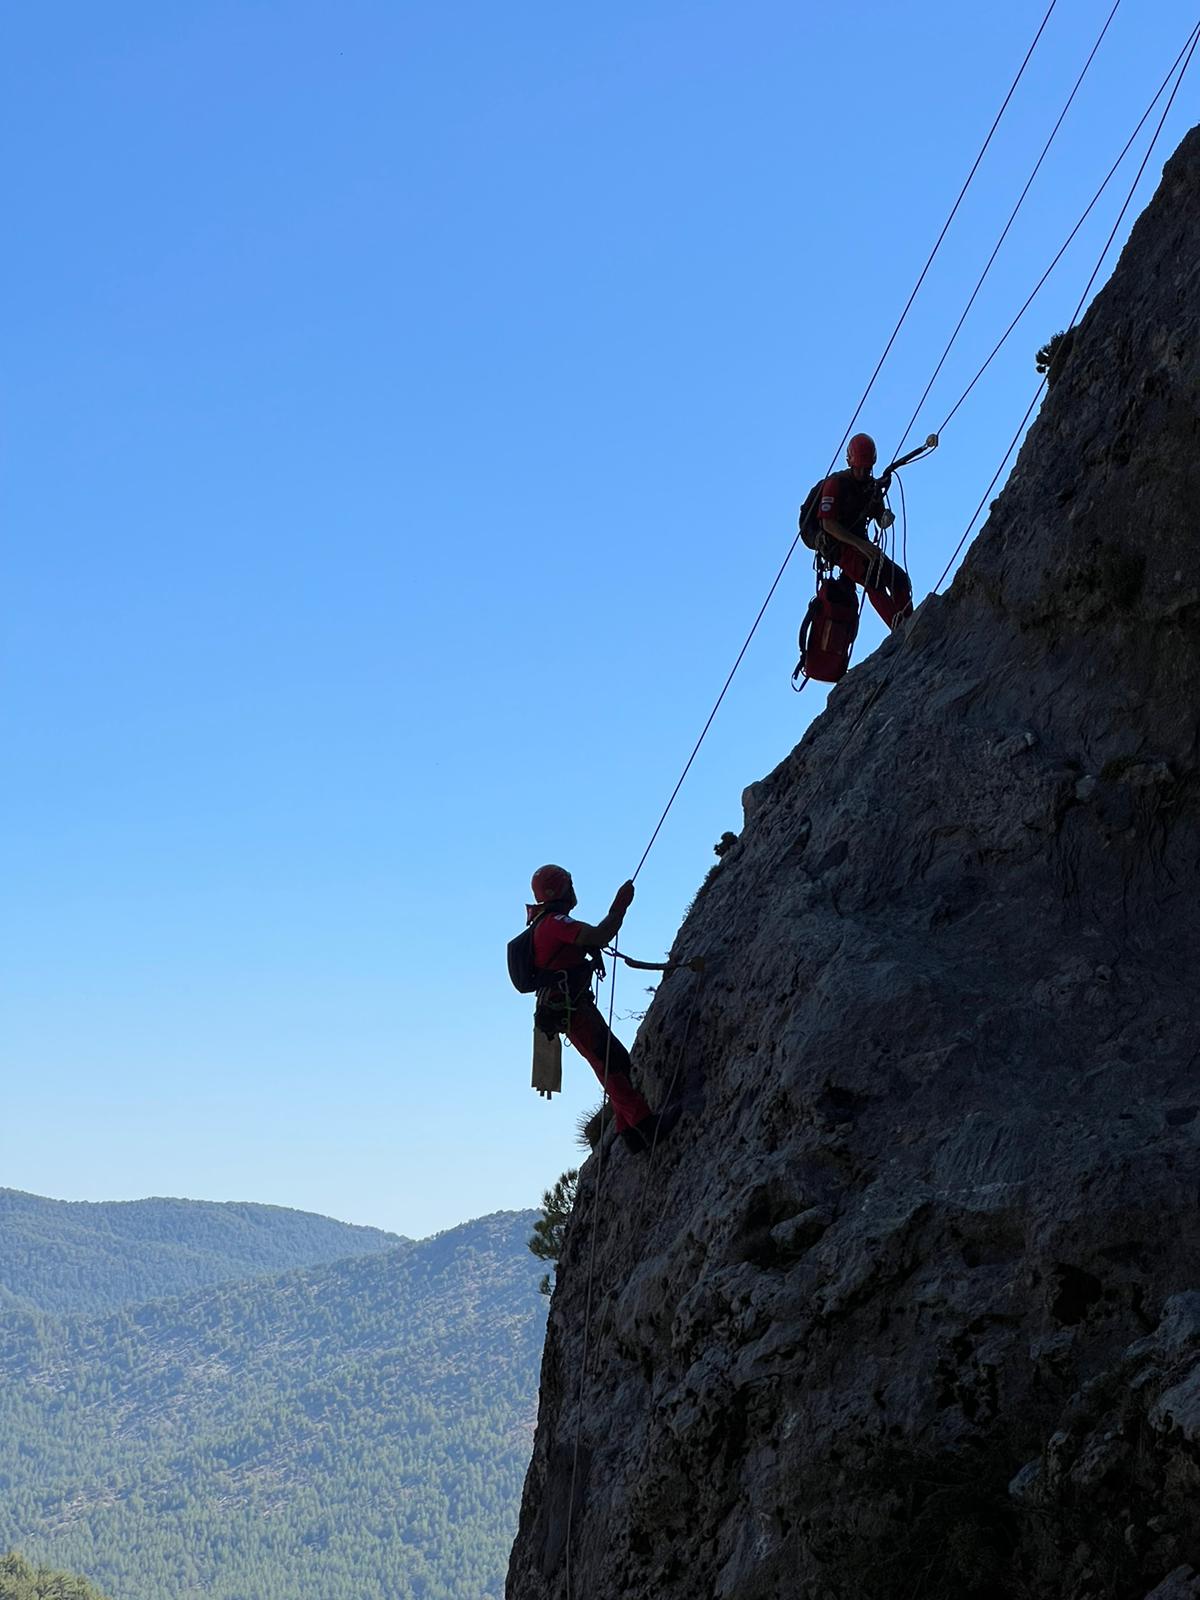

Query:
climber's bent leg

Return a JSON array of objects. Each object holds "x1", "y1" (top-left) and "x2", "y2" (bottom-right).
[
  {"x1": 566, "y1": 1000, "x2": 652, "y2": 1132},
  {"x1": 835, "y1": 547, "x2": 913, "y2": 628}
]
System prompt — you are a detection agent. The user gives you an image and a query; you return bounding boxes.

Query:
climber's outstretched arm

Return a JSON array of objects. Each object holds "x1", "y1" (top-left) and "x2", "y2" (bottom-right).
[{"x1": 569, "y1": 879, "x2": 635, "y2": 949}]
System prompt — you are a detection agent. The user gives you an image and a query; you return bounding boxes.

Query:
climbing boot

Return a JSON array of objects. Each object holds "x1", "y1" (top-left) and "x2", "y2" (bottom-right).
[
  {"x1": 623, "y1": 1102, "x2": 683, "y2": 1156},
  {"x1": 620, "y1": 1123, "x2": 650, "y2": 1153}
]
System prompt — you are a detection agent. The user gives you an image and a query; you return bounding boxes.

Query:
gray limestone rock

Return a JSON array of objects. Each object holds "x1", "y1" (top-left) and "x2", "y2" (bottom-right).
[
  {"x1": 507, "y1": 125, "x2": 1200, "y2": 1600},
  {"x1": 1144, "y1": 1572, "x2": 1200, "y2": 1600}
]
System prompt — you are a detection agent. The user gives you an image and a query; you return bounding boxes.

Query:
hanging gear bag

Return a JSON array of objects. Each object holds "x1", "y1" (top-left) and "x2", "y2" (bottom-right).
[
  {"x1": 531, "y1": 1027, "x2": 563, "y2": 1098},
  {"x1": 792, "y1": 575, "x2": 861, "y2": 688}
]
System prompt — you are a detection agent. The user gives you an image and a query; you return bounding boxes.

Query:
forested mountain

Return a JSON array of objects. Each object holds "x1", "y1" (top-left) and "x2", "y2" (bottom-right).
[
  {"x1": 0, "y1": 1209, "x2": 544, "y2": 1600},
  {"x1": 0, "y1": 1189, "x2": 404, "y2": 1316}
]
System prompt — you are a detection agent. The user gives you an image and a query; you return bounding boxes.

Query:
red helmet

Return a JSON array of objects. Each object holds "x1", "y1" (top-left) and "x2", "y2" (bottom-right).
[
  {"x1": 847, "y1": 433, "x2": 877, "y2": 471},
  {"x1": 531, "y1": 864, "x2": 572, "y2": 903}
]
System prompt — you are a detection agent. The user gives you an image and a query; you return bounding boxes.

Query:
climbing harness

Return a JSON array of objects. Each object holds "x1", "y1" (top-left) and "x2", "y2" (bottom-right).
[
  {"x1": 523, "y1": 948, "x2": 701, "y2": 1097},
  {"x1": 531, "y1": 959, "x2": 603, "y2": 1043},
  {"x1": 507, "y1": 908, "x2": 609, "y2": 1093}
]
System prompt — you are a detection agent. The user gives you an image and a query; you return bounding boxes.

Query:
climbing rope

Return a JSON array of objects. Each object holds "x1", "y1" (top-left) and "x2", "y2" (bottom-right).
[
  {"x1": 889, "y1": 0, "x2": 1123, "y2": 465},
  {"x1": 805, "y1": 17, "x2": 1200, "y2": 810},
  {"x1": 931, "y1": 11, "x2": 1200, "y2": 443},
  {"x1": 556, "y1": 20, "x2": 1198, "y2": 1591},
  {"x1": 832, "y1": 0, "x2": 1060, "y2": 472},
  {"x1": 561, "y1": 946, "x2": 705, "y2": 1600},
  {"x1": 563, "y1": 952, "x2": 620, "y2": 1600},
  {"x1": 895, "y1": 470, "x2": 909, "y2": 578},
  {"x1": 578, "y1": 957, "x2": 708, "y2": 1420},
  {"x1": 565, "y1": 25, "x2": 1108, "y2": 1555},
  {"x1": 628, "y1": 963, "x2": 706, "y2": 1180},
  {"x1": 636, "y1": 11, "x2": 1199, "y2": 887},
  {"x1": 935, "y1": 14, "x2": 1200, "y2": 595},
  {"x1": 629, "y1": 2, "x2": 1057, "y2": 883}
]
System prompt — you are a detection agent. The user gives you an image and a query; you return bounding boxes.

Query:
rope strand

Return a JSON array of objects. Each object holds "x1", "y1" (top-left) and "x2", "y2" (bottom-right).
[
  {"x1": 832, "y1": 0, "x2": 1059, "y2": 472},
  {"x1": 890, "y1": 0, "x2": 1122, "y2": 463},
  {"x1": 630, "y1": 3, "x2": 1058, "y2": 881},
  {"x1": 556, "y1": 25, "x2": 1198, "y2": 1593},
  {"x1": 809, "y1": 22, "x2": 1200, "y2": 806},
  {"x1": 563, "y1": 957, "x2": 619, "y2": 1600},
  {"x1": 936, "y1": 14, "x2": 1200, "y2": 438}
]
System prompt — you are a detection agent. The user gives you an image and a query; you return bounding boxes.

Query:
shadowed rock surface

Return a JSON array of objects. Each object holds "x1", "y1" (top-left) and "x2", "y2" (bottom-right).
[{"x1": 506, "y1": 124, "x2": 1200, "y2": 1600}]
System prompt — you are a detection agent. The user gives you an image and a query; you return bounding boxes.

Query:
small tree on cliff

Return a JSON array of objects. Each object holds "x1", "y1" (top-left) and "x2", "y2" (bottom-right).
[
  {"x1": 1035, "y1": 328, "x2": 1075, "y2": 387},
  {"x1": 528, "y1": 1169, "x2": 578, "y2": 1296}
]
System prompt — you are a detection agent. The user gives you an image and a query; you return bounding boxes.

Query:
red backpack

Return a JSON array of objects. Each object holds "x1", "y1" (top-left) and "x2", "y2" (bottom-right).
[{"x1": 792, "y1": 576, "x2": 861, "y2": 689}]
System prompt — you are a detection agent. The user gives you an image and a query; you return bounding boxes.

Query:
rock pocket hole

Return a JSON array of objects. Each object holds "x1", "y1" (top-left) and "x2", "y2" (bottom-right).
[{"x1": 1050, "y1": 1264, "x2": 1103, "y2": 1326}]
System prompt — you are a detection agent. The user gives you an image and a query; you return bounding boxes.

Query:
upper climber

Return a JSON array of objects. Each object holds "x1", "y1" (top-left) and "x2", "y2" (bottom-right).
[
  {"x1": 525, "y1": 864, "x2": 681, "y2": 1154},
  {"x1": 818, "y1": 432, "x2": 913, "y2": 630}
]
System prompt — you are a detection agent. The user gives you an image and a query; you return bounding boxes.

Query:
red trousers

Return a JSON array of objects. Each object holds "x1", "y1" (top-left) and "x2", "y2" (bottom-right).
[
  {"x1": 835, "y1": 545, "x2": 913, "y2": 629},
  {"x1": 566, "y1": 999, "x2": 651, "y2": 1132}
]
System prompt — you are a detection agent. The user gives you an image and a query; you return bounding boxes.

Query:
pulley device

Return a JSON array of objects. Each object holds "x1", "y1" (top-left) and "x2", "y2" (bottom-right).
[{"x1": 878, "y1": 432, "x2": 939, "y2": 488}]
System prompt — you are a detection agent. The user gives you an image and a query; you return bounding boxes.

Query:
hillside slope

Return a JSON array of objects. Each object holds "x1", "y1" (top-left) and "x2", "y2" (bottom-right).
[
  {"x1": 0, "y1": 1211, "x2": 544, "y2": 1600},
  {"x1": 0, "y1": 1189, "x2": 404, "y2": 1315},
  {"x1": 508, "y1": 125, "x2": 1200, "y2": 1600}
]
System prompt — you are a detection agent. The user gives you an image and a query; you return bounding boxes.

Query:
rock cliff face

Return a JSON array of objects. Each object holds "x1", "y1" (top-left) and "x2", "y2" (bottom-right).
[{"x1": 507, "y1": 126, "x2": 1200, "y2": 1600}]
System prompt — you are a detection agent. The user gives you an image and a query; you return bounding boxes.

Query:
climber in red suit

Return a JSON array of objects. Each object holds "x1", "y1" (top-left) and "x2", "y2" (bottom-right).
[
  {"x1": 527, "y1": 864, "x2": 681, "y2": 1154},
  {"x1": 818, "y1": 432, "x2": 913, "y2": 629}
]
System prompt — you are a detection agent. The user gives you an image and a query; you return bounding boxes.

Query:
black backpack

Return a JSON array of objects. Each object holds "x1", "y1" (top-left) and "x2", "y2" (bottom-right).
[
  {"x1": 798, "y1": 478, "x2": 825, "y2": 551},
  {"x1": 507, "y1": 914, "x2": 550, "y2": 995}
]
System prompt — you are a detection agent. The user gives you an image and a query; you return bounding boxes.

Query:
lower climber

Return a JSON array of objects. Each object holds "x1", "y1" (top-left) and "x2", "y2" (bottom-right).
[
  {"x1": 526, "y1": 864, "x2": 681, "y2": 1154},
  {"x1": 818, "y1": 432, "x2": 913, "y2": 629}
]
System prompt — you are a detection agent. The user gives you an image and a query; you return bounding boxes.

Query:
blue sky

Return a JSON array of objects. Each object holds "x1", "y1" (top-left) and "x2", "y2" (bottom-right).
[{"x1": 3, "y1": 1, "x2": 1196, "y2": 1238}]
